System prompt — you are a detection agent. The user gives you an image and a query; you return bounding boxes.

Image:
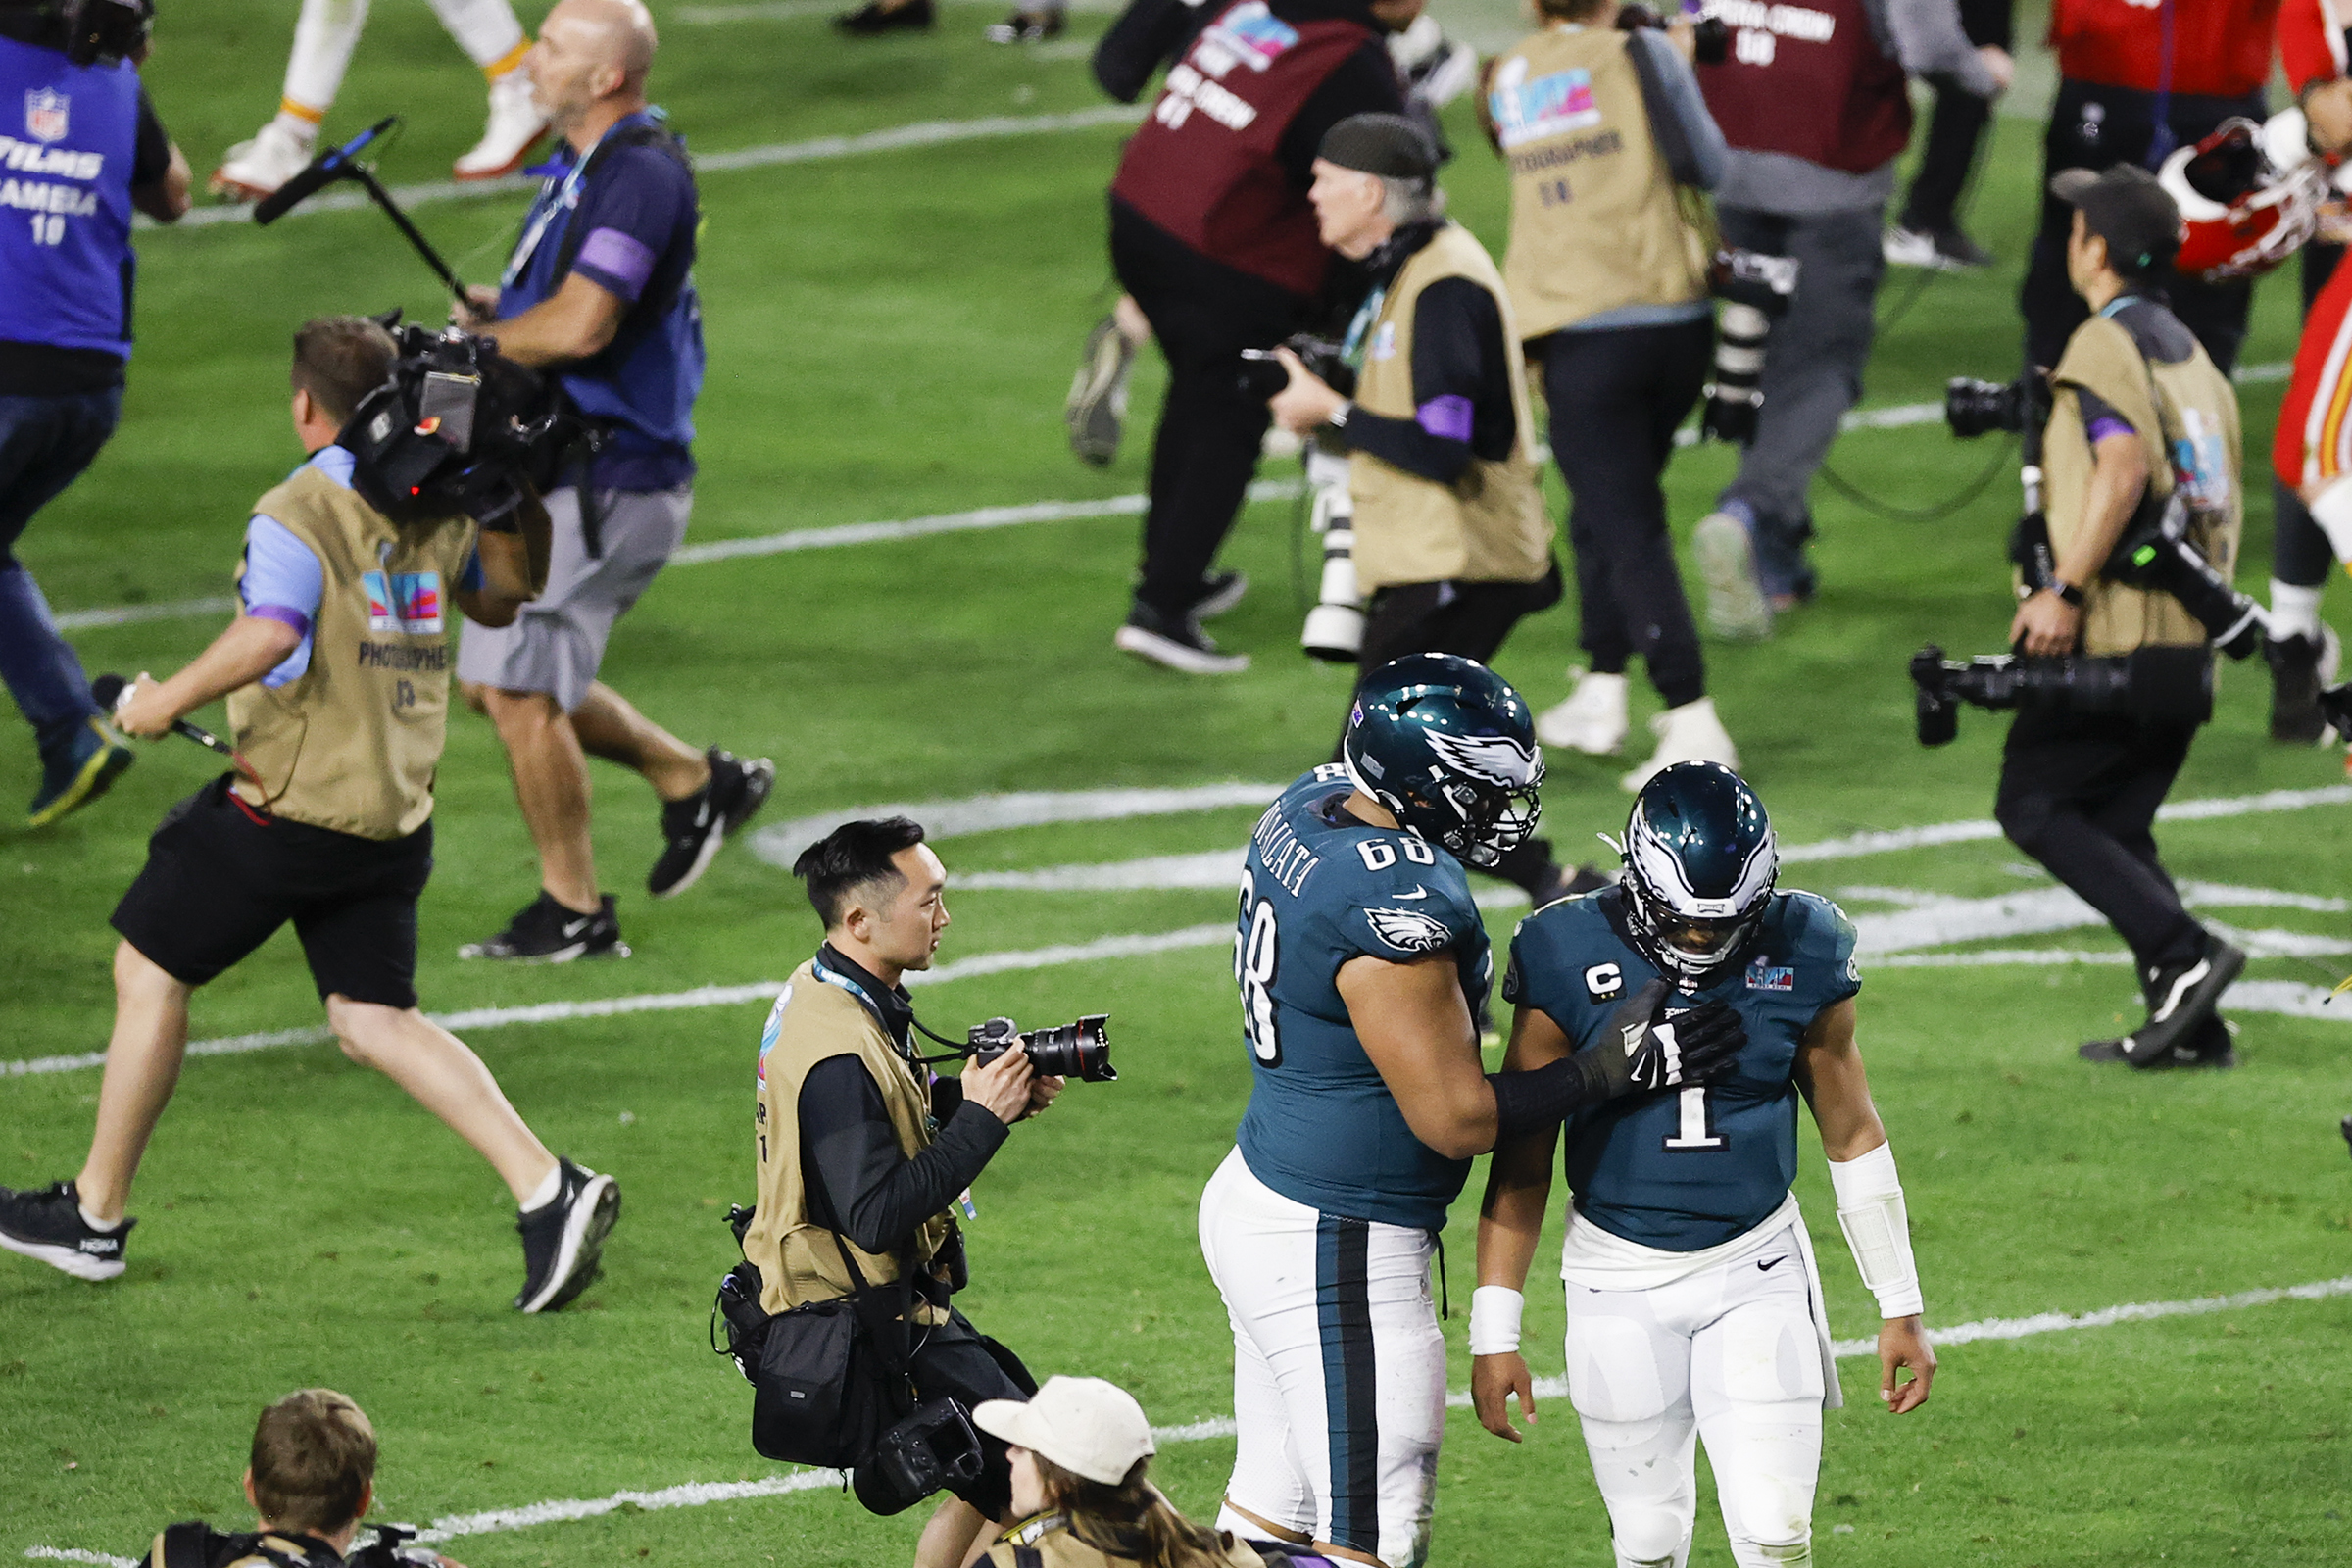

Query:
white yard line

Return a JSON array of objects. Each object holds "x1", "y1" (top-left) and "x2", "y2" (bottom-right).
[{"x1": 27, "y1": 1271, "x2": 2352, "y2": 1565}]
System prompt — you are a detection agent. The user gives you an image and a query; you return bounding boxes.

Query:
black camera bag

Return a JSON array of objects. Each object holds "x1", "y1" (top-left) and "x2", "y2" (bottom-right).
[{"x1": 728, "y1": 1224, "x2": 920, "y2": 1470}]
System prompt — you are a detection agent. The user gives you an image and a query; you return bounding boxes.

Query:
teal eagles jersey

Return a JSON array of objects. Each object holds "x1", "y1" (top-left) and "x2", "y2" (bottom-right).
[
  {"x1": 1233, "y1": 765, "x2": 1493, "y2": 1231},
  {"x1": 1505, "y1": 886, "x2": 1860, "y2": 1250}
]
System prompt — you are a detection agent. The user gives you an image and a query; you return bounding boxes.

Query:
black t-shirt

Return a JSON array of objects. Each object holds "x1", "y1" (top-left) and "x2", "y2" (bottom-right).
[{"x1": 1339, "y1": 228, "x2": 1517, "y2": 484}]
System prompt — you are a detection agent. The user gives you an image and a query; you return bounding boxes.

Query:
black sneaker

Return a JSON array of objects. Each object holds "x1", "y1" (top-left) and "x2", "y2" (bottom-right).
[
  {"x1": 835, "y1": 0, "x2": 933, "y2": 33},
  {"x1": 1066, "y1": 315, "x2": 1137, "y2": 467},
  {"x1": 1113, "y1": 600, "x2": 1250, "y2": 674},
  {"x1": 460, "y1": 892, "x2": 630, "y2": 962},
  {"x1": 649, "y1": 749, "x2": 776, "y2": 899},
  {"x1": 2081, "y1": 1013, "x2": 2236, "y2": 1070},
  {"x1": 514, "y1": 1158, "x2": 619, "y2": 1313},
  {"x1": 2120, "y1": 936, "x2": 2247, "y2": 1068},
  {"x1": 0, "y1": 1181, "x2": 132, "y2": 1280},
  {"x1": 2266, "y1": 626, "x2": 2340, "y2": 743},
  {"x1": 1191, "y1": 570, "x2": 1248, "y2": 621},
  {"x1": 986, "y1": 7, "x2": 1065, "y2": 41},
  {"x1": 2341, "y1": 1112, "x2": 2351, "y2": 1160}
]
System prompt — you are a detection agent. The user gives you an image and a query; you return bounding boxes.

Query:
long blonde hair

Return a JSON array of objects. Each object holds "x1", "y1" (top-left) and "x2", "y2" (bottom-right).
[{"x1": 1034, "y1": 1452, "x2": 1229, "y2": 1568}]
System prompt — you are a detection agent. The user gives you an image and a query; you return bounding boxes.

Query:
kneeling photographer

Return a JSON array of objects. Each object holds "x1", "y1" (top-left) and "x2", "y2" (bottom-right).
[
  {"x1": 1944, "y1": 166, "x2": 2247, "y2": 1070},
  {"x1": 728, "y1": 818, "x2": 1093, "y2": 1568}
]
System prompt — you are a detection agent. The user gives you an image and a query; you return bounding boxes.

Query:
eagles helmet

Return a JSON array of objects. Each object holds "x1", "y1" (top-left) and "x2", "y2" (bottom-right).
[
  {"x1": 1619, "y1": 760, "x2": 1778, "y2": 985},
  {"x1": 1342, "y1": 653, "x2": 1543, "y2": 868}
]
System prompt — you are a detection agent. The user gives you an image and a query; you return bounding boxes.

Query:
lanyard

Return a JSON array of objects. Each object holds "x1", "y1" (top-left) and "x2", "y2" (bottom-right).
[{"x1": 503, "y1": 120, "x2": 629, "y2": 287}]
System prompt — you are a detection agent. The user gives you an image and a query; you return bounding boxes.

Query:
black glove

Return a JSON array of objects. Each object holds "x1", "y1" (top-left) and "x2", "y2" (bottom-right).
[{"x1": 1579, "y1": 978, "x2": 1745, "y2": 1102}]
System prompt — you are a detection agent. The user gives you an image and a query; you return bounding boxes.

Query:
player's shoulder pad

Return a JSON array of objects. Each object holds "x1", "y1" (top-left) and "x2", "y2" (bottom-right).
[
  {"x1": 1778, "y1": 888, "x2": 1860, "y2": 986},
  {"x1": 1343, "y1": 843, "x2": 1480, "y2": 956}
]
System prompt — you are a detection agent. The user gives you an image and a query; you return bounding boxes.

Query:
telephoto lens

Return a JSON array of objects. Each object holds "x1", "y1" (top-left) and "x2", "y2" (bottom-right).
[
  {"x1": 1944, "y1": 376, "x2": 2032, "y2": 439},
  {"x1": 969, "y1": 1015, "x2": 1117, "y2": 1082}
]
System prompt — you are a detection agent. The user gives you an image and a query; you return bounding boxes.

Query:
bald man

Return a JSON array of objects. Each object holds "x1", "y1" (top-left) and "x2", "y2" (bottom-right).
[{"x1": 454, "y1": 0, "x2": 772, "y2": 962}]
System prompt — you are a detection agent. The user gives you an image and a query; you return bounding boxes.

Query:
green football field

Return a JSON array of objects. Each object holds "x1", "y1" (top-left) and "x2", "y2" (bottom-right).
[{"x1": 5, "y1": 3, "x2": 2351, "y2": 1564}]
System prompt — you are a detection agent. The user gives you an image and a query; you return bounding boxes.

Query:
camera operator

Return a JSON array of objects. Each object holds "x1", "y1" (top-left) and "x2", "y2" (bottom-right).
[
  {"x1": 1484, "y1": 0, "x2": 1740, "y2": 792},
  {"x1": 141, "y1": 1389, "x2": 464, "y2": 1568},
  {"x1": 1265, "y1": 115, "x2": 1588, "y2": 905},
  {"x1": 1689, "y1": 0, "x2": 2009, "y2": 636},
  {"x1": 1999, "y1": 165, "x2": 2246, "y2": 1070},
  {"x1": 747, "y1": 818, "x2": 1061, "y2": 1568},
  {"x1": 0, "y1": 0, "x2": 187, "y2": 829},
  {"x1": 453, "y1": 0, "x2": 773, "y2": 960},
  {"x1": 0, "y1": 317, "x2": 622, "y2": 1314},
  {"x1": 2022, "y1": 0, "x2": 2280, "y2": 378},
  {"x1": 1103, "y1": 0, "x2": 1417, "y2": 675}
]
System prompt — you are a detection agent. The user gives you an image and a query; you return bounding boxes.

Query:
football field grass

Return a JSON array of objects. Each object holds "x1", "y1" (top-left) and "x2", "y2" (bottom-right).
[{"x1": 4, "y1": 4, "x2": 2351, "y2": 1564}]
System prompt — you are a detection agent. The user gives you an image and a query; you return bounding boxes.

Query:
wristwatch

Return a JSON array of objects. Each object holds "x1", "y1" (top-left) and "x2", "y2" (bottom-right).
[
  {"x1": 1327, "y1": 402, "x2": 1351, "y2": 429},
  {"x1": 2049, "y1": 577, "x2": 2085, "y2": 608}
]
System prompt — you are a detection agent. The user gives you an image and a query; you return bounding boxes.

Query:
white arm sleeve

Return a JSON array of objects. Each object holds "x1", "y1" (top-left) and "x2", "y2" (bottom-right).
[
  {"x1": 1829, "y1": 1141, "x2": 1925, "y2": 1319},
  {"x1": 1468, "y1": 1286, "x2": 1524, "y2": 1355}
]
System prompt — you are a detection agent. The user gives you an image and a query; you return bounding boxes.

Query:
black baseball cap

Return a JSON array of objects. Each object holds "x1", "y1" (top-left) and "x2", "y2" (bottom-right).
[
  {"x1": 1317, "y1": 113, "x2": 1439, "y2": 182},
  {"x1": 2049, "y1": 163, "x2": 2181, "y2": 276}
]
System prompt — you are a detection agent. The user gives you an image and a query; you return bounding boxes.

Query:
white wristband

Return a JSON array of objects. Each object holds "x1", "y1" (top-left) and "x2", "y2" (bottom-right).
[
  {"x1": 2310, "y1": 476, "x2": 2352, "y2": 564},
  {"x1": 1468, "y1": 1286, "x2": 1524, "y2": 1355},
  {"x1": 1829, "y1": 1142, "x2": 1925, "y2": 1320}
]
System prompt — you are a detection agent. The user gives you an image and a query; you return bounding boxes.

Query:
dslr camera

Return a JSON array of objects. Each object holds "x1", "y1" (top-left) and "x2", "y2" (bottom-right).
[
  {"x1": 1909, "y1": 642, "x2": 2216, "y2": 745},
  {"x1": 968, "y1": 1014, "x2": 1116, "y2": 1082},
  {"x1": 347, "y1": 1525, "x2": 439, "y2": 1568},
  {"x1": 1240, "y1": 335, "x2": 1353, "y2": 402},
  {"x1": 1943, "y1": 373, "x2": 2050, "y2": 440},
  {"x1": 1700, "y1": 249, "x2": 1800, "y2": 445}
]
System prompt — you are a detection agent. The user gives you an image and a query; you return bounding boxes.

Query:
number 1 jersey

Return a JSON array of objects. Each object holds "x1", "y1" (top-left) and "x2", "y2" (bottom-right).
[{"x1": 1233, "y1": 766, "x2": 1493, "y2": 1232}]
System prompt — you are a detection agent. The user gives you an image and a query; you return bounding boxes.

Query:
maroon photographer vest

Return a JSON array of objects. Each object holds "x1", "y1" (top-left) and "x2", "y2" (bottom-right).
[
  {"x1": 1696, "y1": 0, "x2": 1910, "y2": 174},
  {"x1": 1110, "y1": 0, "x2": 1379, "y2": 296}
]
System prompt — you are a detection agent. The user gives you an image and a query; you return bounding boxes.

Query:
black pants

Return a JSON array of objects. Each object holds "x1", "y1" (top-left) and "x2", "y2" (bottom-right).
[
  {"x1": 1110, "y1": 199, "x2": 1311, "y2": 616},
  {"x1": 850, "y1": 1307, "x2": 1034, "y2": 1520},
  {"x1": 2275, "y1": 243, "x2": 2349, "y2": 590},
  {"x1": 1540, "y1": 319, "x2": 1711, "y2": 708},
  {"x1": 2023, "y1": 78, "x2": 2262, "y2": 374},
  {"x1": 1896, "y1": 0, "x2": 2012, "y2": 233},
  {"x1": 1993, "y1": 703, "x2": 2207, "y2": 974},
  {"x1": 1336, "y1": 565, "x2": 1569, "y2": 898}
]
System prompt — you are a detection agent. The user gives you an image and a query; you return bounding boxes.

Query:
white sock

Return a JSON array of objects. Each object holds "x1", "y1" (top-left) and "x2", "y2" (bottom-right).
[
  {"x1": 279, "y1": 0, "x2": 371, "y2": 124},
  {"x1": 78, "y1": 1202, "x2": 119, "y2": 1234},
  {"x1": 519, "y1": 1162, "x2": 564, "y2": 1212},
  {"x1": 427, "y1": 0, "x2": 528, "y2": 74},
  {"x1": 2270, "y1": 579, "x2": 2325, "y2": 642}
]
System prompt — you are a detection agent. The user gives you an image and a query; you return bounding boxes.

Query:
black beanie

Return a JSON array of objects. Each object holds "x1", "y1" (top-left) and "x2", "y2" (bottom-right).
[{"x1": 1317, "y1": 113, "x2": 1439, "y2": 182}]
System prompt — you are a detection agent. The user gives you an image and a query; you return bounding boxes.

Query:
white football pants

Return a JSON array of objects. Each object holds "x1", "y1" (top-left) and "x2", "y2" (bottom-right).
[
  {"x1": 1198, "y1": 1149, "x2": 1444, "y2": 1568},
  {"x1": 281, "y1": 0, "x2": 527, "y2": 119},
  {"x1": 1565, "y1": 1222, "x2": 1827, "y2": 1568}
]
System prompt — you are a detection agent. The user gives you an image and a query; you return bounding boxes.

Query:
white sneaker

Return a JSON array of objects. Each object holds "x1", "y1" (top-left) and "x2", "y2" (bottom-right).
[
  {"x1": 1537, "y1": 669, "x2": 1628, "y2": 755},
  {"x1": 454, "y1": 69, "x2": 547, "y2": 181},
  {"x1": 1620, "y1": 696, "x2": 1740, "y2": 794},
  {"x1": 1693, "y1": 510, "x2": 1773, "y2": 641},
  {"x1": 208, "y1": 119, "x2": 315, "y2": 202}
]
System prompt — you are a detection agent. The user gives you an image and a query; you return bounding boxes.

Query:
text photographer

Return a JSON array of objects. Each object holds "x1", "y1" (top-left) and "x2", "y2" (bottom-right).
[
  {"x1": 729, "y1": 818, "x2": 1076, "y2": 1568},
  {"x1": 1971, "y1": 167, "x2": 2247, "y2": 1070}
]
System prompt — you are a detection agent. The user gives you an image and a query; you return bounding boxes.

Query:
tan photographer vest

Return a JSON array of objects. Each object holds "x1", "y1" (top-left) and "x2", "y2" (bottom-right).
[
  {"x1": 2041, "y1": 312, "x2": 2243, "y2": 658},
  {"x1": 223, "y1": 465, "x2": 475, "y2": 840},
  {"x1": 1349, "y1": 223, "x2": 1554, "y2": 595},
  {"x1": 1492, "y1": 25, "x2": 1711, "y2": 338},
  {"x1": 745, "y1": 959, "x2": 955, "y2": 1320}
]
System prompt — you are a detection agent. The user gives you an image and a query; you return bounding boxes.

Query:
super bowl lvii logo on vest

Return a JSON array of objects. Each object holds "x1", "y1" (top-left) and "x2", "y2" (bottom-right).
[{"x1": 362, "y1": 570, "x2": 444, "y2": 636}]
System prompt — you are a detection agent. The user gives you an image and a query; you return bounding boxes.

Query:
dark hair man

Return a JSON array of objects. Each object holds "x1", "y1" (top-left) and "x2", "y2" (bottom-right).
[
  {"x1": 1202, "y1": 654, "x2": 1742, "y2": 1567},
  {"x1": 1688, "y1": 0, "x2": 2008, "y2": 638},
  {"x1": 2020, "y1": 0, "x2": 2281, "y2": 378},
  {"x1": 751, "y1": 818, "x2": 1060, "y2": 1567},
  {"x1": 2001, "y1": 165, "x2": 2247, "y2": 1069},
  {"x1": 454, "y1": 0, "x2": 772, "y2": 961},
  {"x1": 0, "y1": 1, "x2": 188, "y2": 828},
  {"x1": 0, "y1": 318, "x2": 619, "y2": 1315},
  {"x1": 1103, "y1": 0, "x2": 1418, "y2": 674},
  {"x1": 142, "y1": 1388, "x2": 466, "y2": 1568}
]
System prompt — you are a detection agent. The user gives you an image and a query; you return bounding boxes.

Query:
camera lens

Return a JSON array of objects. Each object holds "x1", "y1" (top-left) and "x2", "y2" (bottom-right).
[{"x1": 1024, "y1": 1015, "x2": 1116, "y2": 1082}]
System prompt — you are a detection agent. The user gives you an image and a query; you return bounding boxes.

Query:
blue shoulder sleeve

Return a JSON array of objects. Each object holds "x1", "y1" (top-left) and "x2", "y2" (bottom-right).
[
  {"x1": 1789, "y1": 892, "x2": 1861, "y2": 1006},
  {"x1": 1337, "y1": 854, "x2": 1482, "y2": 962},
  {"x1": 1503, "y1": 903, "x2": 1607, "y2": 1043}
]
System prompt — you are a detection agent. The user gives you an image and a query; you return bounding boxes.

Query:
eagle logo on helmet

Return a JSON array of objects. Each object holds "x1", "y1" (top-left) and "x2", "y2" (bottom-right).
[
  {"x1": 1366, "y1": 906, "x2": 1453, "y2": 954},
  {"x1": 1424, "y1": 729, "x2": 1540, "y2": 788},
  {"x1": 2160, "y1": 114, "x2": 2332, "y2": 283}
]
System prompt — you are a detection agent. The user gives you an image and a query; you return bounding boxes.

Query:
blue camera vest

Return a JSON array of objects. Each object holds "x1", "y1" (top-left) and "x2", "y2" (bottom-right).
[{"x1": 0, "y1": 35, "x2": 143, "y2": 361}]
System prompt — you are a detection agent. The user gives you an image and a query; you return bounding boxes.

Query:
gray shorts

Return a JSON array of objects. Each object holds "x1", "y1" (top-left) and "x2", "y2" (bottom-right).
[{"x1": 458, "y1": 485, "x2": 692, "y2": 712}]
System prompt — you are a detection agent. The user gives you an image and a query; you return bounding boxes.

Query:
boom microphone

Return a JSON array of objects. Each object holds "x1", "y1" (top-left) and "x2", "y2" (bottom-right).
[
  {"x1": 252, "y1": 116, "x2": 396, "y2": 225},
  {"x1": 91, "y1": 673, "x2": 239, "y2": 760}
]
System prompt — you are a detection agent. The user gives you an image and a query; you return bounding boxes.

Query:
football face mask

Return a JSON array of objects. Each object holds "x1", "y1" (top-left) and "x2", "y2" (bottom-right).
[{"x1": 1618, "y1": 760, "x2": 1778, "y2": 985}]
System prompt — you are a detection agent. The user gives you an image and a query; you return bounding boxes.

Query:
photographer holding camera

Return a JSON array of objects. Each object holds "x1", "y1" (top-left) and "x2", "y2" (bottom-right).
[
  {"x1": 142, "y1": 1389, "x2": 461, "y2": 1568},
  {"x1": 1997, "y1": 165, "x2": 2246, "y2": 1069},
  {"x1": 0, "y1": 317, "x2": 622, "y2": 1314},
  {"x1": 0, "y1": 0, "x2": 188, "y2": 829},
  {"x1": 738, "y1": 818, "x2": 1065, "y2": 1568}
]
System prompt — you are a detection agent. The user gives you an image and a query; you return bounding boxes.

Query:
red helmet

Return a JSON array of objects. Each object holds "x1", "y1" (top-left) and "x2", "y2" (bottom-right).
[{"x1": 2159, "y1": 116, "x2": 2330, "y2": 282}]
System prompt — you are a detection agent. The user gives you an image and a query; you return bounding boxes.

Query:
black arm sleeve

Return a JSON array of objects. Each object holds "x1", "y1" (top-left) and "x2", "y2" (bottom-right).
[
  {"x1": 1486, "y1": 1053, "x2": 1612, "y2": 1136},
  {"x1": 798, "y1": 1055, "x2": 1009, "y2": 1256},
  {"x1": 1339, "y1": 277, "x2": 1505, "y2": 484},
  {"x1": 1275, "y1": 40, "x2": 1407, "y2": 190},
  {"x1": 132, "y1": 89, "x2": 170, "y2": 187},
  {"x1": 1094, "y1": 0, "x2": 1210, "y2": 102}
]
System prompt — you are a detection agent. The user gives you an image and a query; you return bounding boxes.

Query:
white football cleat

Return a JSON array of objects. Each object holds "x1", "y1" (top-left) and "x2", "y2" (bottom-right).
[
  {"x1": 208, "y1": 120, "x2": 316, "y2": 202},
  {"x1": 454, "y1": 69, "x2": 547, "y2": 181},
  {"x1": 1537, "y1": 668, "x2": 1629, "y2": 756},
  {"x1": 1620, "y1": 696, "x2": 1740, "y2": 794}
]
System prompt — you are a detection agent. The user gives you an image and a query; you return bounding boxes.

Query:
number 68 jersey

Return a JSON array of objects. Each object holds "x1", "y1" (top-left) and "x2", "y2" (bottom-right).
[
  {"x1": 1505, "y1": 886, "x2": 1861, "y2": 1251},
  {"x1": 1232, "y1": 766, "x2": 1494, "y2": 1233}
]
